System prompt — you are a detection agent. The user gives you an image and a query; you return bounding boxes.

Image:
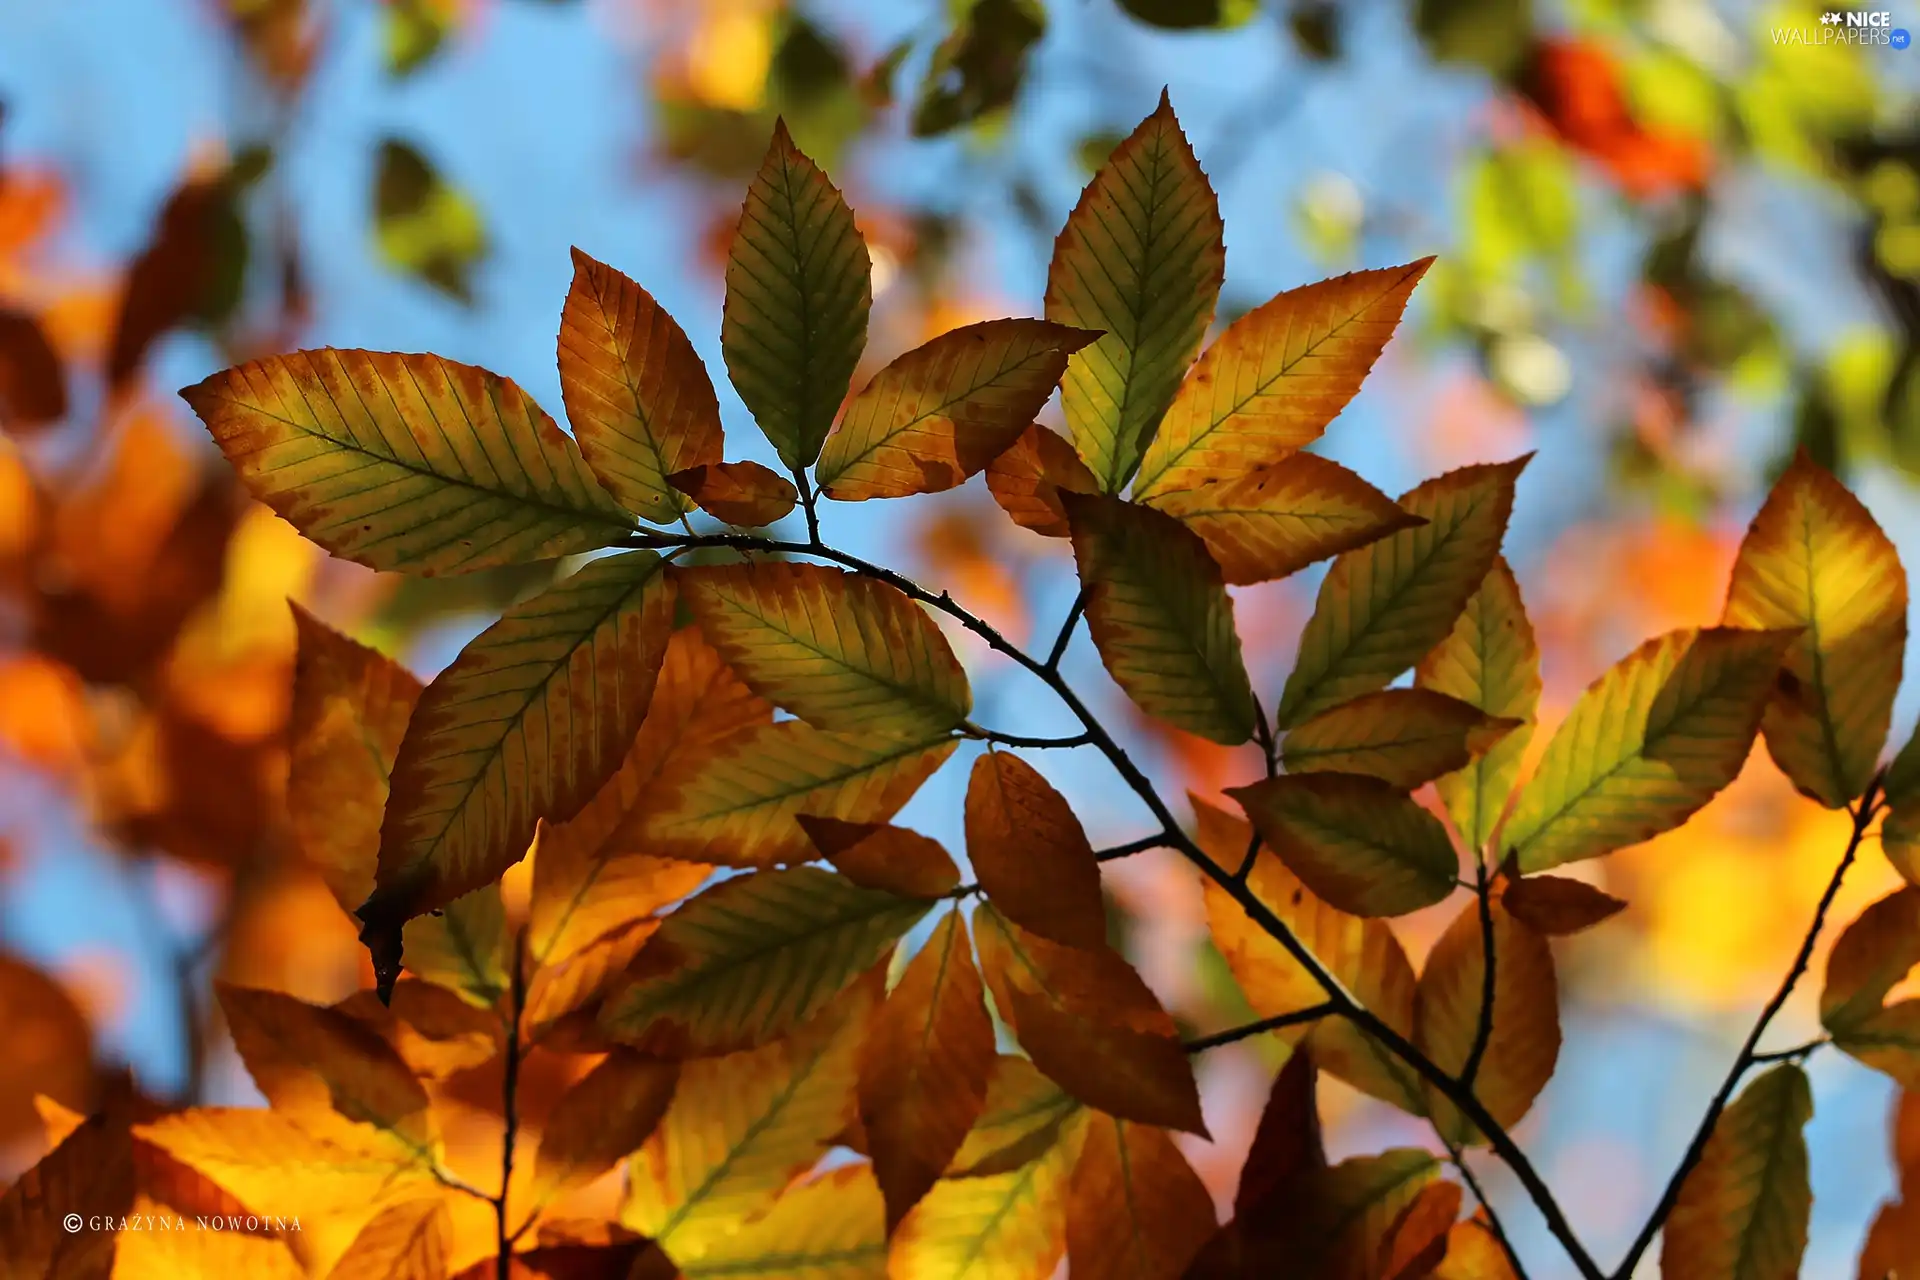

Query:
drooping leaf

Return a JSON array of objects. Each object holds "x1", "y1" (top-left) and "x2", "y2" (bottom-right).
[
  {"x1": 1280, "y1": 688, "x2": 1520, "y2": 790},
  {"x1": 984, "y1": 424, "x2": 1099, "y2": 537},
  {"x1": 531, "y1": 1050, "x2": 680, "y2": 1206},
  {"x1": 946, "y1": 1056, "x2": 1082, "y2": 1177},
  {"x1": 723, "y1": 120, "x2": 870, "y2": 471},
  {"x1": 798, "y1": 817, "x2": 962, "y2": 899},
  {"x1": 400, "y1": 882, "x2": 508, "y2": 1008},
  {"x1": 360, "y1": 552, "x2": 677, "y2": 990},
  {"x1": 373, "y1": 139, "x2": 488, "y2": 304},
  {"x1": 668, "y1": 462, "x2": 797, "y2": 528},
  {"x1": 181, "y1": 349, "x2": 633, "y2": 575},
  {"x1": 1503, "y1": 627, "x2": 1796, "y2": 873},
  {"x1": 1045, "y1": 91, "x2": 1223, "y2": 492},
  {"x1": 325, "y1": 1197, "x2": 450, "y2": 1280},
  {"x1": 1275, "y1": 457, "x2": 1526, "y2": 728},
  {"x1": 859, "y1": 910, "x2": 996, "y2": 1228},
  {"x1": 1228, "y1": 773, "x2": 1459, "y2": 918},
  {"x1": 1720, "y1": 451, "x2": 1907, "y2": 808},
  {"x1": 1413, "y1": 898, "x2": 1560, "y2": 1145},
  {"x1": 816, "y1": 320, "x2": 1098, "y2": 501},
  {"x1": 559, "y1": 249, "x2": 725, "y2": 524},
  {"x1": 1064, "y1": 1115, "x2": 1217, "y2": 1280},
  {"x1": 963, "y1": 751, "x2": 1107, "y2": 950},
  {"x1": 1063, "y1": 491, "x2": 1256, "y2": 745},
  {"x1": 889, "y1": 1115, "x2": 1084, "y2": 1280},
  {"x1": 1660, "y1": 1065, "x2": 1812, "y2": 1280},
  {"x1": 670, "y1": 1164, "x2": 888, "y2": 1278},
  {"x1": 1821, "y1": 888, "x2": 1920, "y2": 1085},
  {"x1": 1500, "y1": 874, "x2": 1626, "y2": 936},
  {"x1": 1132, "y1": 260, "x2": 1432, "y2": 502},
  {"x1": 680, "y1": 562, "x2": 970, "y2": 738},
  {"x1": 597, "y1": 867, "x2": 931, "y2": 1056}
]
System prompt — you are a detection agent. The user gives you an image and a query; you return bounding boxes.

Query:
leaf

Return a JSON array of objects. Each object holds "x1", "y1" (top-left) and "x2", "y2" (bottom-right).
[
  {"x1": 597, "y1": 867, "x2": 931, "y2": 1056},
  {"x1": 946, "y1": 1056, "x2": 1081, "y2": 1177},
  {"x1": 524, "y1": 919, "x2": 659, "y2": 1047},
  {"x1": 909, "y1": 0, "x2": 1047, "y2": 138},
  {"x1": 361, "y1": 552, "x2": 677, "y2": 989},
  {"x1": 1150, "y1": 454, "x2": 1423, "y2": 586},
  {"x1": 287, "y1": 605, "x2": 423, "y2": 915},
  {"x1": 680, "y1": 562, "x2": 970, "y2": 738},
  {"x1": 1227, "y1": 773, "x2": 1459, "y2": 918},
  {"x1": 723, "y1": 120, "x2": 871, "y2": 471},
  {"x1": 1660, "y1": 1065, "x2": 1812, "y2": 1280},
  {"x1": 1280, "y1": 689, "x2": 1520, "y2": 790},
  {"x1": 1413, "y1": 898, "x2": 1560, "y2": 1145},
  {"x1": 1721, "y1": 450, "x2": 1907, "y2": 808},
  {"x1": 0, "y1": 1103, "x2": 135, "y2": 1280},
  {"x1": 373, "y1": 139, "x2": 487, "y2": 304},
  {"x1": 1235, "y1": 1049, "x2": 1326, "y2": 1217},
  {"x1": 135, "y1": 1108, "x2": 435, "y2": 1219},
  {"x1": 401, "y1": 882, "x2": 508, "y2": 1008},
  {"x1": 1117, "y1": 0, "x2": 1259, "y2": 30},
  {"x1": 1500, "y1": 874, "x2": 1626, "y2": 936},
  {"x1": 1045, "y1": 91, "x2": 1223, "y2": 492},
  {"x1": 559, "y1": 249, "x2": 725, "y2": 524},
  {"x1": 382, "y1": 0, "x2": 454, "y2": 78},
  {"x1": 623, "y1": 720, "x2": 958, "y2": 868},
  {"x1": 116, "y1": 1203, "x2": 306, "y2": 1280},
  {"x1": 798, "y1": 817, "x2": 962, "y2": 899},
  {"x1": 1065, "y1": 1115, "x2": 1217, "y2": 1280},
  {"x1": 181, "y1": 349, "x2": 633, "y2": 575},
  {"x1": 0, "y1": 308, "x2": 66, "y2": 432},
  {"x1": 1203, "y1": 1150, "x2": 1441, "y2": 1280},
  {"x1": 984, "y1": 424, "x2": 1099, "y2": 538},
  {"x1": 1380, "y1": 1181, "x2": 1465, "y2": 1280},
  {"x1": 1132, "y1": 260, "x2": 1432, "y2": 502},
  {"x1": 1063, "y1": 491, "x2": 1256, "y2": 745},
  {"x1": 1275, "y1": 457, "x2": 1526, "y2": 728},
  {"x1": 109, "y1": 165, "x2": 251, "y2": 388},
  {"x1": 1821, "y1": 889, "x2": 1920, "y2": 1085},
  {"x1": 670, "y1": 1164, "x2": 888, "y2": 1278},
  {"x1": 326, "y1": 1197, "x2": 450, "y2": 1280},
  {"x1": 816, "y1": 319, "x2": 1098, "y2": 501},
  {"x1": 623, "y1": 980, "x2": 872, "y2": 1260},
  {"x1": 668, "y1": 462, "x2": 797, "y2": 528},
  {"x1": 963, "y1": 751, "x2": 1107, "y2": 949},
  {"x1": 1433, "y1": 1217, "x2": 1521, "y2": 1280},
  {"x1": 1888, "y1": 806, "x2": 1920, "y2": 888},
  {"x1": 531, "y1": 1050, "x2": 680, "y2": 1206},
  {"x1": 335, "y1": 981, "x2": 504, "y2": 1080},
  {"x1": 1889, "y1": 722, "x2": 1920, "y2": 810},
  {"x1": 974, "y1": 906, "x2": 1205, "y2": 1134},
  {"x1": 889, "y1": 1116, "x2": 1083, "y2": 1280},
  {"x1": 1503, "y1": 626, "x2": 1797, "y2": 873},
  {"x1": 1415, "y1": 556, "x2": 1542, "y2": 852}
]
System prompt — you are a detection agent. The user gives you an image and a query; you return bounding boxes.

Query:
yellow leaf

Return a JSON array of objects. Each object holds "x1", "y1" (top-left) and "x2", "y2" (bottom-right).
[
  {"x1": 798, "y1": 818, "x2": 962, "y2": 899},
  {"x1": 531, "y1": 1050, "x2": 679, "y2": 1207},
  {"x1": 1132, "y1": 260, "x2": 1431, "y2": 502},
  {"x1": 1064, "y1": 1115, "x2": 1217, "y2": 1280},
  {"x1": 1281, "y1": 688, "x2": 1519, "y2": 791},
  {"x1": 984, "y1": 423, "x2": 1099, "y2": 538},
  {"x1": 946, "y1": 1056, "x2": 1081, "y2": 1177},
  {"x1": 667, "y1": 461, "x2": 797, "y2": 528},
  {"x1": 523, "y1": 918, "x2": 658, "y2": 1047},
  {"x1": 559, "y1": 249, "x2": 725, "y2": 524},
  {"x1": 325, "y1": 1197, "x2": 449, "y2": 1280},
  {"x1": 401, "y1": 883, "x2": 507, "y2": 1009},
  {"x1": 1660, "y1": 1065, "x2": 1812, "y2": 1280},
  {"x1": 680, "y1": 562, "x2": 970, "y2": 738},
  {"x1": 335, "y1": 981, "x2": 504, "y2": 1081},
  {"x1": 1822, "y1": 888, "x2": 1920, "y2": 1085},
  {"x1": 112, "y1": 1194, "x2": 306, "y2": 1280},
  {"x1": 963, "y1": 751, "x2": 1107, "y2": 950},
  {"x1": 1432, "y1": 1217, "x2": 1521, "y2": 1280},
  {"x1": 1228, "y1": 773, "x2": 1459, "y2": 917},
  {"x1": 181, "y1": 349, "x2": 633, "y2": 575},
  {"x1": 134, "y1": 1109, "x2": 435, "y2": 1219},
  {"x1": 889, "y1": 1114, "x2": 1085, "y2": 1280},
  {"x1": 671, "y1": 1164, "x2": 888, "y2": 1278},
  {"x1": 1721, "y1": 450, "x2": 1907, "y2": 808}
]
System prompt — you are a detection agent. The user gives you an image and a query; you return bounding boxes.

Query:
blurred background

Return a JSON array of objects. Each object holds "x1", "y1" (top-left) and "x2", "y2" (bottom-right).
[{"x1": 0, "y1": 0, "x2": 1916, "y2": 1274}]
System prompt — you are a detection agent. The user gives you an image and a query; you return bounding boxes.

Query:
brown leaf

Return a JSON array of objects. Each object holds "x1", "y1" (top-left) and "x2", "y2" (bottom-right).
[
  {"x1": 1066, "y1": 1115, "x2": 1218, "y2": 1280},
  {"x1": 0, "y1": 1097, "x2": 137, "y2": 1279},
  {"x1": 0, "y1": 308, "x2": 65, "y2": 431},
  {"x1": 964, "y1": 751, "x2": 1107, "y2": 949},
  {"x1": 667, "y1": 461, "x2": 797, "y2": 528},
  {"x1": 798, "y1": 815, "x2": 961, "y2": 899},
  {"x1": 448, "y1": 1239, "x2": 654, "y2": 1280},
  {"x1": 1380, "y1": 1180, "x2": 1463, "y2": 1280},
  {"x1": 0, "y1": 953, "x2": 95, "y2": 1147},
  {"x1": 108, "y1": 169, "x2": 245, "y2": 388},
  {"x1": 531, "y1": 1050, "x2": 680, "y2": 1206},
  {"x1": 984, "y1": 424, "x2": 1099, "y2": 537},
  {"x1": 1500, "y1": 874, "x2": 1626, "y2": 936},
  {"x1": 1432, "y1": 1216, "x2": 1520, "y2": 1279},
  {"x1": 1236, "y1": 1049, "x2": 1326, "y2": 1219}
]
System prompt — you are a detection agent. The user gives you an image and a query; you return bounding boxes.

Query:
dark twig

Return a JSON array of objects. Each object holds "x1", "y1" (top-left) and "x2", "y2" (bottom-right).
[
  {"x1": 1446, "y1": 1140, "x2": 1530, "y2": 1280},
  {"x1": 1748, "y1": 1037, "x2": 1830, "y2": 1065},
  {"x1": 1045, "y1": 586, "x2": 1089, "y2": 672},
  {"x1": 792, "y1": 467, "x2": 821, "y2": 546},
  {"x1": 961, "y1": 722, "x2": 1093, "y2": 749},
  {"x1": 496, "y1": 929, "x2": 527, "y2": 1280},
  {"x1": 1459, "y1": 857, "x2": 1498, "y2": 1093},
  {"x1": 1182, "y1": 1003, "x2": 1336, "y2": 1053},
  {"x1": 1096, "y1": 833, "x2": 1175, "y2": 862}
]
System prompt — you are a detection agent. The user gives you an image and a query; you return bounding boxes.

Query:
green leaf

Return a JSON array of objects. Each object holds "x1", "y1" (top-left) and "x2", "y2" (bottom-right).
[
  {"x1": 1226, "y1": 773, "x2": 1458, "y2": 917},
  {"x1": 672, "y1": 1165, "x2": 888, "y2": 1278},
  {"x1": 1886, "y1": 806, "x2": 1920, "y2": 887},
  {"x1": 1659, "y1": 1065, "x2": 1812, "y2": 1280},
  {"x1": 1503, "y1": 626, "x2": 1796, "y2": 873},
  {"x1": 1062, "y1": 491, "x2": 1256, "y2": 745},
  {"x1": 372, "y1": 139, "x2": 487, "y2": 305},
  {"x1": 723, "y1": 121, "x2": 871, "y2": 471},
  {"x1": 382, "y1": 0, "x2": 454, "y2": 78},
  {"x1": 816, "y1": 319, "x2": 1098, "y2": 501},
  {"x1": 1821, "y1": 888, "x2": 1920, "y2": 1085},
  {"x1": 1045, "y1": 91, "x2": 1223, "y2": 492},
  {"x1": 1887, "y1": 722, "x2": 1920, "y2": 810},
  {"x1": 910, "y1": 0, "x2": 1046, "y2": 138},
  {"x1": 1280, "y1": 688, "x2": 1521, "y2": 790},
  {"x1": 181, "y1": 349, "x2": 634, "y2": 576},
  {"x1": 1415, "y1": 555, "x2": 1542, "y2": 852},
  {"x1": 892, "y1": 1119, "x2": 1082, "y2": 1280},
  {"x1": 1275, "y1": 457, "x2": 1527, "y2": 729},
  {"x1": 1115, "y1": 0, "x2": 1259, "y2": 30},
  {"x1": 680, "y1": 562, "x2": 971, "y2": 738},
  {"x1": 400, "y1": 883, "x2": 508, "y2": 1009},
  {"x1": 598, "y1": 866, "x2": 932, "y2": 1056}
]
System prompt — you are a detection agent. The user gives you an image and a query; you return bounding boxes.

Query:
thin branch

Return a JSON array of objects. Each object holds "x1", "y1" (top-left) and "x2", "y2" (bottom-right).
[
  {"x1": 1044, "y1": 586, "x2": 1089, "y2": 672},
  {"x1": 791, "y1": 467, "x2": 821, "y2": 546},
  {"x1": 1233, "y1": 827, "x2": 1261, "y2": 882},
  {"x1": 961, "y1": 722, "x2": 1093, "y2": 749},
  {"x1": 1096, "y1": 833, "x2": 1174, "y2": 862},
  {"x1": 1749, "y1": 1036, "x2": 1830, "y2": 1066},
  {"x1": 1251, "y1": 697, "x2": 1278, "y2": 779},
  {"x1": 1459, "y1": 857, "x2": 1498, "y2": 1093},
  {"x1": 1610, "y1": 782, "x2": 1883, "y2": 1280},
  {"x1": 1183, "y1": 1003, "x2": 1335, "y2": 1053},
  {"x1": 496, "y1": 929, "x2": 528, "y2": 1280},
  {"x1": 431, "y1": 1167, "x2": 497, "y2": 1204},
  {"x1": 1446, "y1": 1141, "x2": 1530, "y2": 1280}
]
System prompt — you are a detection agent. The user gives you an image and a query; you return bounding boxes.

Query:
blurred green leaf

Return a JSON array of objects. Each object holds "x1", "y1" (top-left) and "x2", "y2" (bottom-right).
[
  {"x1": 1116, "y1": 0, "x2": 1258, "y2": 29},
  {"x1": 1413, "y1": 0, "x2": 1533, "y2": 78},
  {"x1": 373, "y1": 138, "x2": 488, "y2": 305},
  {"x1": 911, "y1": 0, "x2": 1045, "y2": 137},
  {"x1": 384, "y1": 0, "x2": 456, "y2": 79},
  {"x1": 1289, "y1": 0, "x2": 1342, "y2": 59}
]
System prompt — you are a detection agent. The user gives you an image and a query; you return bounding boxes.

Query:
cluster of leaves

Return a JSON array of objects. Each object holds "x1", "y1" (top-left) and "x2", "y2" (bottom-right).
[{"x1": 9, "y1": 88, "x2": 1920, "y2": 1280}]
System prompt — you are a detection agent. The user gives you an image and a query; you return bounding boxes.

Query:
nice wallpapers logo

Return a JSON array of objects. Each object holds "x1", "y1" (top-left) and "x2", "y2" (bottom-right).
[{"x1": 1781, "y1": 10, "x2": 1911, "y2": 44}]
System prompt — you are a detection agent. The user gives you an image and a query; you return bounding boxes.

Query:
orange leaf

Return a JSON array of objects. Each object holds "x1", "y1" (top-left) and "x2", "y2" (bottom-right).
[
  {"x1": 1432, "y1": 1216, "x2": 1520, "y2": 1279},
  {"x1": 799, "y1": 816, "x2": 962, "y2": 899},
  {"x1": 0, "y1": 308, "x2": 66, "y2": 431},
  {"x1": 1822, "y1": 888, "x2": 1920, "y2": 1085},
  {"x1": 335, "y1": 981, "x2": 504, "y2": 1080},
  {"x1": 1660, "y1": 1065, "x2": 1811, "y2": 1280},
  {"x1": 0, "y1": 1100, "x2": 136, "y2": 1279},
  {"x1": 1500, "y1": 874, "x2": 1626, "y2": 936},
  {"x1": 531, "y1": 1050, "x2": 680, "y2": 1206},
  {"x1": 963, "y1": 751, "x2": 1107, "y2": 950},
  {"x1": 666, "y1": 461, "x2": 796, "y2": 528},
  {"x1": 1381, "y1": 1180, "x2": 1464, "y2": 1280},
  {"x1": 134, "y1": 1108, "x2": 435, "y2": 1220},
  {"x1": 524, "y1": 919, "x2": 660, "y2": 1048},
  {"x1": 325, "y1": 1197, "x2": 450, "y2": 1280},
  {"x1": 1064, "y1": 1114, "x2": 1217, "y2": 1280},
  {"x1": 984, "y1": 424, "x2": 1098, "y2": 538}
]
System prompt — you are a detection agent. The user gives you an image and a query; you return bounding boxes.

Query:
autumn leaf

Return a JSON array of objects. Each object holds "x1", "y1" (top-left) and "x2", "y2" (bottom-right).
[
  {"x1": 1503, "y1": 626, "x2": 1796, "y2": 873},
  {"x1": 1821, "y1": 888, "x2": 1920, "y2": 1086},
  {"x1": 0, "y1": 308, "x2": 67, "y2": 432},
  {"x1": 135, "y1": 1108, "x2": 436, "y2": 1219},
  {"x1": 326, "y1": 1197, "x2": 450, "y2": 1280},
  {"x1": 889, "y1": 1113, "x2": 1085, "y2": 1280},
  {"x1": 1276, "y1": 457, "x2": 1526, "y2": 728},
  {"x1": 679, "y1": 562, "x2": 970, "y2": 738},
  {"x1": 1888, "y1": 723, "x2": 1920, "y2": 810},
  {"x1": 1433, "y1": 1217, "x2": 1521, "y2": 1280},
  {"x1": 1228, "y1": 773, "x2": 1459, "y2": 917},
  {"x1": 816, "y1": 319, "x2": 1099, "y2": 500},
  {"x1": 0, "y1": 1101, "x2": 135, "y2": 1280},
  {"x1": 1045, "y1": 91, "x2": 1223, "y2": 493},
  {"x1": 1500, "y1": 874, "x2": 1627, "y2": 936},
  {"x1": 530, "y1": 1050, "x2": 679, "y2": 1207},
  {"x1": 723, "y1": 120, "x2": 871, "y2": 472},
  {"x1": 668, "y1": 1164, "x2": 888, "y2": 1278},
  {"x1": 1380, "y1": 1181, "x2": 1465, "y2": 1280},
  {"x1": 1063, "y1": 491, "x2": 1256, "y2": 745},
  {"x1": 401, "y1": 882, "x2": 508, "y2": 1009},
  {"x1": 1131, "y1": 260, "x2": 1432, "y2": 502},
  {"x1": 984, "y1": 424, "x2": 1099, "y2": 537},
  {"x1": 559, "y1": 249, "x2": 725, "y2": 524},
  {"x1": 1660, "y1": 1065, "x2": 1812, "y2": 1280},
  {"x1": 335, "y1": 981, "x2": 504, "y2": 1081},
  {"x1": 1280, "y1": 688, "x2": 1520, "y2": 790},
  {"x1": 181, "y1": 349, "x2": 634, "y2": 575},
  {"x1": 1888, "y1": 806, "x2": 1920, "y2": 888},
  {"x1": 1415, "y1": 556, "x2": 1542, "y2": 852},
  {"x1": 1196, "y1": 1149, "x2": 1442, "y2": 1280},
  {"x1": 1721, "y1": 450, "x2": 1907, "y2": 808},
  {"x1": 963, "y1": 751, "x2": 1107, "y2": 949},
  {"x1": 523, "y1": 919, "x2": 659, "y2": 1047},
  {"x1": 798, "y1": 817, "x2": 962, "y2": 899},
  {"x1": 946, "y1": 1056, "x2": 1082, "y2": 1177},
  {"x1": 1064, "y1": 1114, "x2": 1217, "y2": 1280},
  {"x1": 667, "y1": 461, "x2": 797, "y2": 528}
]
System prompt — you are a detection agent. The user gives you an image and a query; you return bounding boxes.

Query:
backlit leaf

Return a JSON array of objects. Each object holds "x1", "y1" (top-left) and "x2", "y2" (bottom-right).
[
  {"x1": 680, "y1": 562, "x2": 970, "y2": 738},
  {"x1": 984, "y1": 424, "x2": 1099, "y2": 538},
  {"x1": 134, "y1": 1109, "x2": 434, "y2": 1219},
  {"x1": 1504, "y1": 627, "x2": 1796, "y2": 873},
  {"x1": 1660, "y1": 1065, "x2": 1812, "y2": 1280},
  {"x1": 1432, "y1": 1217, "x2": 1520, "y2": 1280},
  {"x1": 909, "y1": 0, "x2": 1046, "y2": 138},
  {"x1": 723, "y1": 120, "x2": 870, "y2": 471},
  {"x1": 963, "y1": 751, "x2": 1107, "y2": 949},
  {"x1": 1280, "y1": 688, "x2": 1519, "y2": 790},
  {"x1": 1415, "y1": 556, "x2": 1541, "y2": 851},
  {"x1": 1064, "y1": 1115, "x2": 1217, "y2": 1280},
  {"x1": 889, "y1": 1115, "x2": 1084, "y2": 1280},
  {"x1": 326, "y1": 1197, "x2": 449, "y2": 1280},
  {"x1": 1887, "y1": 806, "x2": 1920, "y2": 888},
  {"x1": 1063, "y1": 491, "x2": 1256, "y2": 745},
  {"x1": 1888, "y1": 723, "x2": 1920, "y2": 809},
  {"x1": 1721, "y1": 451, "x2": 1907, "y2": 808},
  {"x1": 0, "y1": 1103, "x2": 135, "y2": 1280},
  {"x1": 334, "y1": 981, "x2": 504, "y2": 1081},
  {"x1": 798, "y1": 817, "x2": 962, "y2": 899},
  {"x1": 182, "y1": 349, "x2": 632, "y2": 575},
  {"x1": 1821, "y1": 888, "x2": 1920, "y2": 1086},
  {"x1": 400, "y1": 882, "x2": 507, "y2": 1008},
  {"x1": 1046, "y1": 92, "x2": 1223, "y2": 492},
  {"x1": 116, "y1": 1204, "x2": 305, "y2": 1280},
  {"x1": 1201, "y1": 1150, "x2": 1441, "y2": 1280},
  {"x1": 1228, "y1": 773, "x2": 1459, "y2": 917},
  {"x1": 1500, "y1": 874, "x2": 1626, "y2": 936},
  {"x1": 671, "y1": 1164, "x2": 888, "y2": 1278},
  {"x1": 524, "y1": 919, "x2": 658, "y2": 1047},
  {"x1": 559, "y1": 249, "x2": 725, "y2": 524},
  {"x1": 597, "y1": 866, "x2": 931, "y2": 1056},
  {"x1": 1380, "y1": 1181, "x2": 1465, "y2": 1280},
  {"x1": 668, "y1": 462, "x2": 797, "y2": 528},
  {"x1": 1132, "y1": 260, "x2": 1432, "y2": 502},
  {"x1": 531, "y1": 1050, "x2": 680, "y2": 1206},
  {"x1": 816, "y1": 319, "x2": 1098, "y2": 501},
  {"x1": 1276, "y1": 457, "x2": 1526, "y2": 728},
  {"x1": 373, "y1": 140, "x2": 487, "y2": 304},
  {"x1": 946, "y1": 1056, "x2": 1081, "y2": 1177}
]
